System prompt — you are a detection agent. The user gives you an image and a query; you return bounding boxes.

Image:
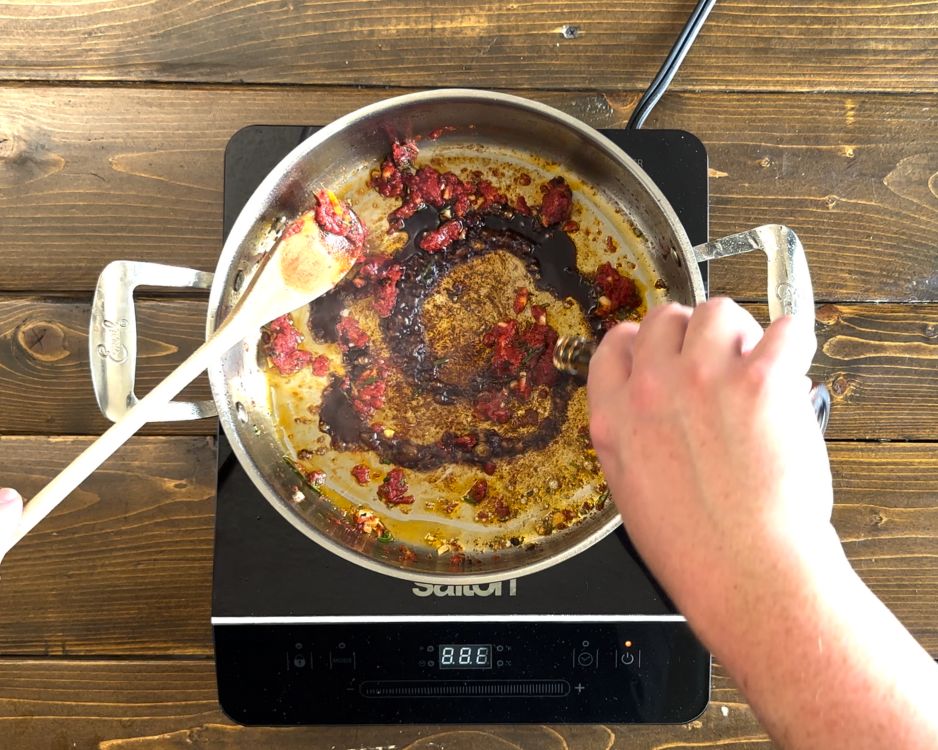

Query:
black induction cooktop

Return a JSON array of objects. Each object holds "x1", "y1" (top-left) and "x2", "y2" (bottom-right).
[{"x1": 213, "y1": 124, "x2": 711, "y2": 725}]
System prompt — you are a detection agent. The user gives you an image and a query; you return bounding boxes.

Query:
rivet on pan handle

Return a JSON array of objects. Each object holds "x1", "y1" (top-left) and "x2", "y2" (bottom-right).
[{"x1": 89, "y1": 261, "x2": 217, "y2": 422}]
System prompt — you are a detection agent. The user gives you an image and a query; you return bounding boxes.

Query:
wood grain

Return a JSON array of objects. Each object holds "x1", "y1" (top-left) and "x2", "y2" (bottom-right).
[
  {"x1": 0, "y1": 296, "x2": 212, "y2": 437},
  {"x1": 831, "y1": 444, "x2": 938, "y2": 641},
  {"x1": 0, "y1": 1, "x2": 935, "y2": 93},
  {"x1": 0, "y1": 1, "x2": 932, "y2": 747},
  {"x1": 0, "y1": 436, "x2": 216, "y2": 656},
  {"x1": 3, "y1": 298, "x2": 937, "y2": 440},
  {"x1": 0, "y1": 658, "x2": 772, "y2": 750},
  {"x1": 814, "y1": 304, "x2": 938, "y2": 440},
  {"x1": 0, "y1": 438, "x2": 933, "y2": 657},
  {"x1": 1, "y1": 86, "x2": 935, "y2": 301}
]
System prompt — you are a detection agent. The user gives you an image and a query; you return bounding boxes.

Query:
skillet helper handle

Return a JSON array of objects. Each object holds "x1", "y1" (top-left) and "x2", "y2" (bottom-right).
[
  {"x1": 89, "y1": 261, "x2": 217, "y2": 422},
  {"x1": 692, "y1": 224, "x2": 830, "y2": 433}
]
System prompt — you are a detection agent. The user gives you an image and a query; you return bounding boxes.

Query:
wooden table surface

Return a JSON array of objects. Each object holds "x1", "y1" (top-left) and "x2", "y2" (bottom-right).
[{"x1": 0, "y1": 1, "x2": 936, "y2": 748}]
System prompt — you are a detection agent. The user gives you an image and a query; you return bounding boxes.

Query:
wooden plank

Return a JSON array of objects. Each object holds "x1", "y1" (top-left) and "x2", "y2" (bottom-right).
[
  {"x1": 0, "y1": 439, "x2": 934, "y2": 657},
  {"x1": 3, "y1": 298, "x2": 937, "y2": 440},
  {"x1": 754, "y1": 302, "x2": 938, "y2": 442},
  {"x1": 637, "y1": 94, "x2": 938, "y2": 304},
  {"x1": 831, "y1": 444, "x2": 938, "y2": 642},
  {"x1": 0, "y1": 658, "x2": 768, "y2": 749},
  {"x1": 0, "y1": 436, "x2": 216, "y2": 656},
  {"x1": 814, "y1": 303, "x2": 938, "y2": 440},
  {"x1": 1, "y1": 86, "x2": 935, "y2": 302},
  {"x1": 0, "y1": 86, "x2": 612, "y2": 293},
  {"x1": 0, "y1": 1, "x2": 935, "y2": 92},
  {"x1": 0, "y1": 296, "x2": 212, "y2": 437}
]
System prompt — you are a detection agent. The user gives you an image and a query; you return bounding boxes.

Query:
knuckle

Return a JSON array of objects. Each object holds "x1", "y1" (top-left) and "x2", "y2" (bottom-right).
[
  {"x1": 740, "y1": 359, "x2": 774, "y2": 392},
  {"x1": 603, "y1": 320, "x2": 637, "y2": 348},
  {"x1": 682, "y1": 360, "x2": 713, "y2": 392},
  {"x1": 588, "y1": 415, "x2": 612, "y2": 453},
  {"x1": 703, "y1": 296, "x2": 738, "y2": 314},
  {"x1": 645, "y1": 301, "x2": 689, "y2": 324},
  {"x1": 665, "y1": 301, "x2": 694, "y2": 318},
  {"x1": 694, "y1": 297, "x2": 738, "y2": 326},
  {"x1": 628, "y1": 369, "x2": 664, "y2": 409}
]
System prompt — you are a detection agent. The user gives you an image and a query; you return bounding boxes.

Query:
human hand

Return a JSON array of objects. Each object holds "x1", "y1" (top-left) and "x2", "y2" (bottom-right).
[
  {"x1": 0, "y1": 488, "x2": 24, "y2": 565},
  {"x1": 587, "y1": 299, "x2": 837, "y2": 636}
]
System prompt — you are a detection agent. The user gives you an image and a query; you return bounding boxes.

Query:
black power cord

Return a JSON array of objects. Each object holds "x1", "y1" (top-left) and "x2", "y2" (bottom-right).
[{"x1": 627, "y1": 0, "x2": 717, "y2": 129}]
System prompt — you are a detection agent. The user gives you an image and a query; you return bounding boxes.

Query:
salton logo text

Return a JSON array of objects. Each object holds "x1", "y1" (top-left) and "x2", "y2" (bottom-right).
[{"x1": 411, "y1": 580, "x2": 517, "y2": 597}]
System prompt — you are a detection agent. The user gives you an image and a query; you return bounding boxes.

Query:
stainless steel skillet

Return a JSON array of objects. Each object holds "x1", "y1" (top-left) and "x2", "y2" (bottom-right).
[{"x1": 90, "y1": 89, "x2": 824, "y2": 584}]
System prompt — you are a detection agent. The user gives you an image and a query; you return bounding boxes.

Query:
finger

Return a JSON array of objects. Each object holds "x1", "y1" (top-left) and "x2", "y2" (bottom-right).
[
  {"x1": 587, "y1": 322, "x2": 639, "y2": 408},
  {"x1": 632, "y1": 303, "x2": 693, "y2": 364},
  {"x1": 0, "y1": 488, "x2": 23, "y2": 564},
  {"x1": 0, "y1": 488, "x2": 22, "y2": 512},
  {"x1": 591, "y1": 321, "x2": 639, "y2": 379},
  {"x1": 682, "y1": 298, "x2": 764, "y2": 362},
  {"x1": 750, "y1": 314, "x2": 818, "y2": 379}
]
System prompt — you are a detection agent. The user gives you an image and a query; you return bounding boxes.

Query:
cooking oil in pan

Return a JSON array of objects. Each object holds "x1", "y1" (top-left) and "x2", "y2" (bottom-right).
[{"x1": 263, "y1": 141, "x2": 660, "y2": 558}]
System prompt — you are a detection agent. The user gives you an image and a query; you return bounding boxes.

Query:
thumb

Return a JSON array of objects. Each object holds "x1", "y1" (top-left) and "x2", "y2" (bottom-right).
[{"x1": 0, "y1": 489, "x2": 24, "y2": 564}]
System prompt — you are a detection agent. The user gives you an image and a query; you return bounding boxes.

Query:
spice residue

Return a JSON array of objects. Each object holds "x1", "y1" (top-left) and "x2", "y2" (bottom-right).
[{"x1": 261, "y1": 136, "x2": 649, "y2": 554}]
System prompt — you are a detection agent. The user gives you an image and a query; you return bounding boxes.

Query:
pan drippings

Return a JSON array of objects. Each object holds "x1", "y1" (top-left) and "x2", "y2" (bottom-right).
[
  {"x1": 311, "y1": 217, "x2": 592, "y2": 474},
  {"x1": 262, "y1": 138, "x2": 651, "y2": 559}
]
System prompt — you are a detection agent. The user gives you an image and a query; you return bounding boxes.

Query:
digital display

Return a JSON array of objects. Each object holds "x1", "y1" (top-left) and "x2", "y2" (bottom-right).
[{"x1": 438, "y1": 644, "x2": 492, "y2": 670}]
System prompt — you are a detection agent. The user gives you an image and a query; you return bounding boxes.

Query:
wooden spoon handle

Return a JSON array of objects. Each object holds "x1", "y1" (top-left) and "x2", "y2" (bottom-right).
[{"x1": 7, "y1": 314, "x2": 247, "y2": 554}]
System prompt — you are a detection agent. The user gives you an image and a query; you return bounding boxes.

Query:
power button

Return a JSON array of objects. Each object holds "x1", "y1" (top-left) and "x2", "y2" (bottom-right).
[{"x1": 618, "y1": 649, "x2": 642, "y2": 669}]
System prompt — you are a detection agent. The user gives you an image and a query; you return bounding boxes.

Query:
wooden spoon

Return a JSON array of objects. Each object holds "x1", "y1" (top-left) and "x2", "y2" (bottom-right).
[{"x1": 4, "y1": 199, "x2": 364, "y2": 558}]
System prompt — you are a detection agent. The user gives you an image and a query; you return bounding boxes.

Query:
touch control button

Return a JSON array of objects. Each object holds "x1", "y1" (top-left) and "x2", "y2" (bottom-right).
[
  {"x1": 618, "y1": 649, "x2": 642, "y2": 669},
  {"x1": 573, "y1": 644, "x2": 600, "y2": 669},
  {"x1": 288, "y1": 643, "x2": 312, "y2": 671}
]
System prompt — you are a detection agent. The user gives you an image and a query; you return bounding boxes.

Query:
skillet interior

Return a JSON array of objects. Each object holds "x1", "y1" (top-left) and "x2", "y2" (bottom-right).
[{"x1": 206, "y1": 90, "x2": 703, "y2": 584}]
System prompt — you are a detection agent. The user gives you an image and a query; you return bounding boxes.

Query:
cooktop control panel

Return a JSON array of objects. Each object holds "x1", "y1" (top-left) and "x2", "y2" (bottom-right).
[{"x1": 215, "y1": 621, "x2": 708, "y2": 724}]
